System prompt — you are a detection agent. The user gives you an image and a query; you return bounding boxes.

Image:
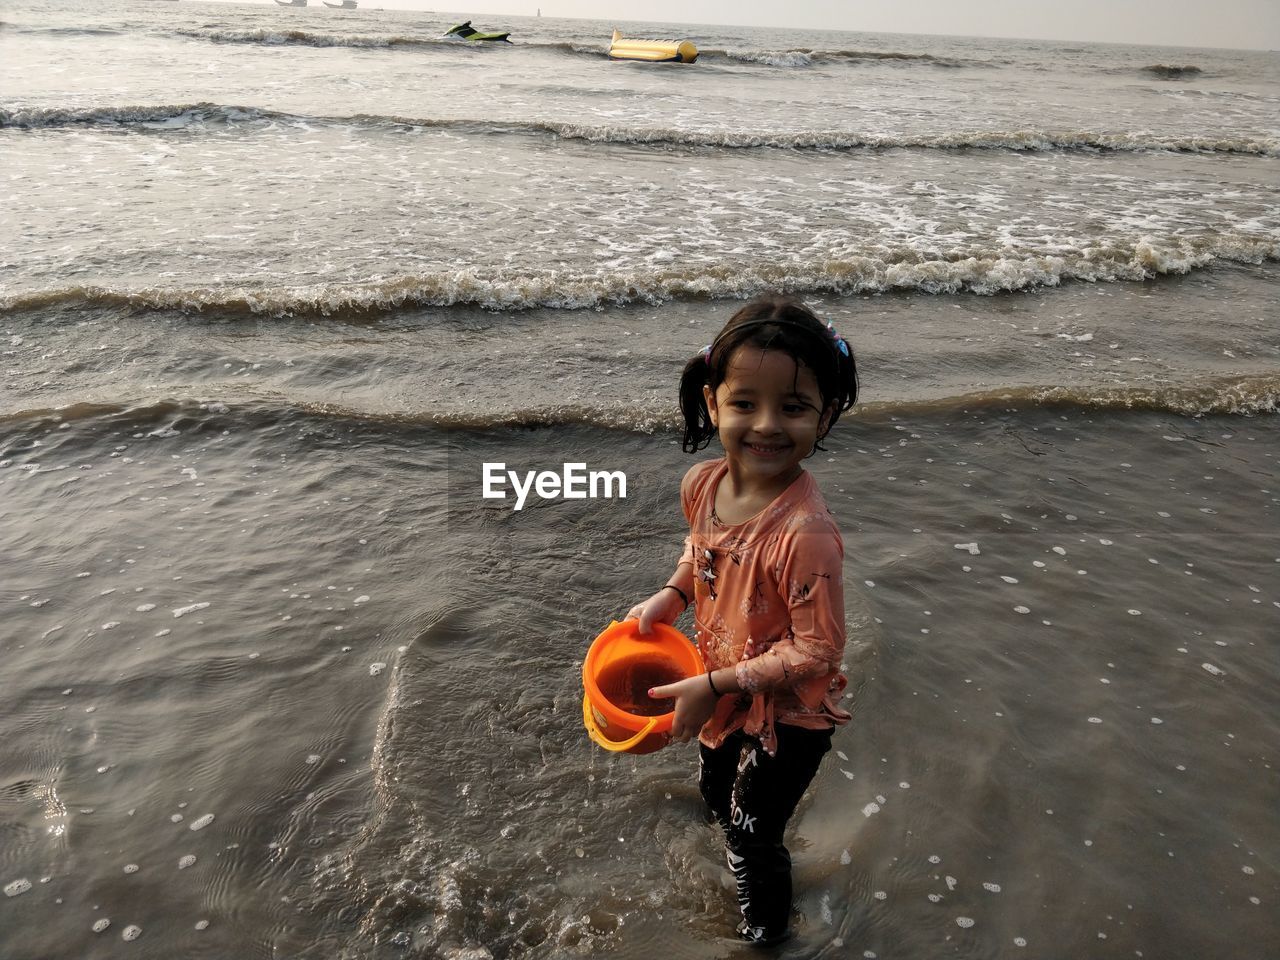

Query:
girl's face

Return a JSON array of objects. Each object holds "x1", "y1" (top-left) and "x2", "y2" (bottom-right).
[{"x1": 703, "y1": 346, "x2": 830, "y2": 490}]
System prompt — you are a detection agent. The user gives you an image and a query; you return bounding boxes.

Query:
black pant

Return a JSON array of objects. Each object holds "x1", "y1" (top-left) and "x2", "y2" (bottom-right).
[{"x1": 698, "y1": 723, "x2": 834, "y2": 937}]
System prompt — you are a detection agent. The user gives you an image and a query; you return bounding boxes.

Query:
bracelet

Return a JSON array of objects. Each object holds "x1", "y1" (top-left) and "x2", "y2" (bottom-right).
[
  {"x1": 707, "y1": 672, "x2": 722, "y2": 697},
  {"x1": 661, "y1": 584, "x2": 690, "y2": 608}
]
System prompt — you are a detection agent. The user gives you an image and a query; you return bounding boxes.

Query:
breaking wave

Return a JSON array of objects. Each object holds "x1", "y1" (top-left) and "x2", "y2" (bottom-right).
[
  {"x1": 2, "y1": 233, "x2": 1276, "y2": 316},
  {"x1": 169, "y1": 28, "x2": 988, "y2": 69},
  {"x1": 175, "y1": 27, "x2": 464, "y2": 49},
  {"x1": 1142, "y1": 63, "x2": 1204, "y2": 79},
  {"x1": 5, "y1": 374, "x2": 1277, "y2": 439},
  {"x1": 699, "y1": 47, "x2": 978, "y2": 68},
  {"x1": 4, "y1": 103, "x2": 1277, "y2": 157}
]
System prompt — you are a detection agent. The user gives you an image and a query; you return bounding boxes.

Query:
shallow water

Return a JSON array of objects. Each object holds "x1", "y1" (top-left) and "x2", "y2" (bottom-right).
[
  {"x1": 3, "y1": 405, "x2": 1276, "y2": 957},
  {"x1": 2, "y1": 1, "x2": 1278, "y2": 957}
]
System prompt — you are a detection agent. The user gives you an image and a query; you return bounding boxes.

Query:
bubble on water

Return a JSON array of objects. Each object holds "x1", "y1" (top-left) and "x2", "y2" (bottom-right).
[
  {"x1": 874, "y1": 890, "x2": 887, "y2": 900},
  {"x1": 1249, "y1": 896, "x2": 1261, "y2": 905},
  {"x1": 178, "y1": 855, "x2": 196, "y2": 869},
  {"x1": 154, "y1": 629, "x2": 171, "y2": 638},
  {"x1": 1202, "y1": 663, "x2": 1226, "y2": 677},
  {"x1": 1014, "y1": 937, "x2": 1027, "y2": 947},
  {"x1": 842, "y1": 769, "x2": 854, "y2": 779},
  {"x1": 354, "y1": 595, "x2": 371, "y2": 604},
  {"x1": 121, "y1": 925, "x2": 141, "y2": 941},
  {"x1": 92, "y1": 918, "x2": 111, "y2": 933},
  {"x1": 956, "y1": 917, "x2": 974, "y2": 928},
  {"x1": 840, "y1": 849, "x2": 851, "y2": 865},
  {"x1": 1033, "y1": 560, "x2": 1046, "y2": 568},
  {"x1": 135, "y1": 604, "x2": 156, "y2": 612},
  {"x1": 1088, "y1": 717, "x2": 1103, "y2": 724},
  {"x1": 1099, "y1": 539, "x2": 1113, "y2": 546},
  {"x1": 927, "y1": 893, "x2": 942, "y2": 902},
  {"x1": 945, "y1": 876, "x2": 957, "y2": 890},
  {"x1": 1242, "y1": 865, "x2": 1256, "y2": 875},
  {"x1": 1052, "y1": 547, "x2": 1066, "y2": 556},
  {"x1": 954, "y1": 542, "x2": 980, "y2": 555},
  {"x1": 305, "y1": 754, "x2": 321, "y2": 765},
  {"x1": 170, "y1": 813, "x2": 183, "y2": 823},
  {"x1": 5, "y1": 878, "x2": 32, "y2": 897},
  {"x1": 983, "y1": 882, "x2": 1001, "y2": 892},
  {"x1": 195, "y1": 919, "x2": 210, "y2": 930},
  {"x1": 1000, "y1": 576, "x2": 1018, "y2": 584},
  {"x1": 122, "y1": 864, "x2": 138, "y2": 874},
  {"x1": 189, "y1": 814, "x2": 214, "y2": 831},
  {"x1": 861, "y1": 802, "x2": 880, "y2": 817},
  {"x1": 369, "y1": 662, "x2": 387, "y2": 676},
  {"x1": 1128, "y1": 609, "x2": 1142, "y2": 616},
  {"x1": 1014, "y1": 605, "x2": 1031, "y2": 614},
  {"x1": 899, "y1": 781, "x2": 910, "y2": 789},
  {"x1": 172, "y1": 602, "x2": 209, "y2": 619},
  {"x1": 1151, "y1": 717, "x2": 1163, "y2": 725},
  {"x1": 928, "y1": 855, "x2": 941, "y2": 864}
]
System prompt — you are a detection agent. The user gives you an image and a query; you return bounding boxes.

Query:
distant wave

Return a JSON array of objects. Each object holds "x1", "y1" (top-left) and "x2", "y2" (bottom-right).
[
  {"x1": 1142, "y1": 63, "x2": 1203, "y2": 79},
  {"x1": 5, "y1": 102, "x2": 1277, "y2": 157},
  {"x1": 174, "y1": 27, "x2": 460, "y2": 49},
  {"x1": 868, "y1": 377, "x2": 1280, "y2": 420},
  {"x1": 6, "y1": 24, "x2": 125, "y2": 37},
  {"x1": 3, "y1": 233, "x2": 1276, "y2": 316},
  {"x1": 5, "y1": 375, "x2": 1277, "y2": 439},
  {"x1": 170, "y1": 28, "x2": 984, "y2": 69},
  {"x1": 0, "y1": 102, "x2": 281, "y2": 130},
  {"x1": 699, "y1": 47, "x2": 977, "y2": 68}
]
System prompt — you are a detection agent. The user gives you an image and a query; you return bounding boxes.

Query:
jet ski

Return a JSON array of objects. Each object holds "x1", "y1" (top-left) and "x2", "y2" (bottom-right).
[{"x1": 444, "y1": 21, "x2": 512, "y2": 43}]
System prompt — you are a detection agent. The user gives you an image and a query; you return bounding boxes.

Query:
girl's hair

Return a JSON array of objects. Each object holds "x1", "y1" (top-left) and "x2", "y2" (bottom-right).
[{"x1": 679, "y1": 295, "x2": 859, "y2": 453}]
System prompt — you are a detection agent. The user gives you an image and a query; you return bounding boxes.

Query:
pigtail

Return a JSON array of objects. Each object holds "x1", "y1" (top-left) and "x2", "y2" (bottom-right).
[
  {"x1": 678, "y1": 350, "x2": 715, "y2": 452},
  {"x1": 817, "y1": 330, "x2": 859, "y2": 441}
]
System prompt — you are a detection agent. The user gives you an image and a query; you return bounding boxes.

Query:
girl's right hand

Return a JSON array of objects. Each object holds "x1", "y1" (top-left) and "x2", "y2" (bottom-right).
[{"x1": 624, "y1": 587, "x2": 686, "y2": 636}]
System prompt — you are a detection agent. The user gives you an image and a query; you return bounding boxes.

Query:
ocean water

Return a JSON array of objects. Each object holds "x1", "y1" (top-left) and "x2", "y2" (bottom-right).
[{"x1": 1, "y1": 2, "x2": 1278, "y2": 957}]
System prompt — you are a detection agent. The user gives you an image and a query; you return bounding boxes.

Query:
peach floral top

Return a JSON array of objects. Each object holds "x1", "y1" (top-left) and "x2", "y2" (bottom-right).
[{"x1": 679, "y1": 459, "x2": 850, "y2": 756}]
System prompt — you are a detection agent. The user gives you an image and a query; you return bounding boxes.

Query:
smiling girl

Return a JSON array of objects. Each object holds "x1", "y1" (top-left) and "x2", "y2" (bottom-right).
[{"x1": 626, "y1": 295, "x2": 860, "y2": 945}]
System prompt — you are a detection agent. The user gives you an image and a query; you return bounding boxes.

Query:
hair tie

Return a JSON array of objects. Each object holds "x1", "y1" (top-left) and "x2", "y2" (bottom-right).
[
  {"x1": 826, "y1": 321, "x2": 850, "y2": 357},
  {"x1": 700, "y1": 344, "x2": 712, "y2": 363}
]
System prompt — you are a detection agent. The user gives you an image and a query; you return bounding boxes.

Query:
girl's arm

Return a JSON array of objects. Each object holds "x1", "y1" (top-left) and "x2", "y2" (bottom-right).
[{"x1": 735, "y1": 522, "x2": 846, "y2": 704}]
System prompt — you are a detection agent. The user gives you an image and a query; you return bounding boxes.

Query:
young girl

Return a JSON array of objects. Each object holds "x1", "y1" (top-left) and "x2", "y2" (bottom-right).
[{"x1": 626, "y1": 295, "x2": 859, "y2": 946}]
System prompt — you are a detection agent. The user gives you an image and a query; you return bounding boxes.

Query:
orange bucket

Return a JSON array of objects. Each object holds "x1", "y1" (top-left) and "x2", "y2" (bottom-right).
[{"x1": 582, "y1": 619, "x2": 705, "y2": 754}]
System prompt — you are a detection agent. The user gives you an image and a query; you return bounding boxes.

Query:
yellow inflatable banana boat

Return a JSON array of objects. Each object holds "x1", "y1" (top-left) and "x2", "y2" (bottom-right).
[{"x1": 608, "y1": 29, "x2": 698, "y2": 63}]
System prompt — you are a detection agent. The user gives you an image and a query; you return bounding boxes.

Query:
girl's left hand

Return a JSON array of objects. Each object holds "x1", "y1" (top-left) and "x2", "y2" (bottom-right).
[{"x1": 648, "y1": 675, "x2": 717, "y2": 744}]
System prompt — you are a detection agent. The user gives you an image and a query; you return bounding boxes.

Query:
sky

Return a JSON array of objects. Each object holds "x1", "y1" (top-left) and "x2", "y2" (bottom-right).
[{"x1": 331, "y1": 1, "x2": 1280, "y2": 51}]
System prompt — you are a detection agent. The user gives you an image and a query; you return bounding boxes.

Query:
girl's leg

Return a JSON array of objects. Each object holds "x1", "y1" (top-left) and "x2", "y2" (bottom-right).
[
  {"x1": 724, "y1": 724, "x2": 833, "y2": 942},
  {"x1": 698, "y1": 729, "x2": 746, "y2": 829}
]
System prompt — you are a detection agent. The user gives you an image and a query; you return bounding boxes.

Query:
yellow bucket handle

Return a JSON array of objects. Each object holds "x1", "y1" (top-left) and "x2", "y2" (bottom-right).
[{"x1": 582, "y1": 694, "x2": 660, "y2": 753}]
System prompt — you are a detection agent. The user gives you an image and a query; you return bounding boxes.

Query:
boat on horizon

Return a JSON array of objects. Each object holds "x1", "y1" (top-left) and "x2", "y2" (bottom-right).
[
  {"x1": 323, "y1": 0, "x2": 357, "y2": 7},
  {"x1": 275, "y1": 0, "x2": 307, "y2": 6}
]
